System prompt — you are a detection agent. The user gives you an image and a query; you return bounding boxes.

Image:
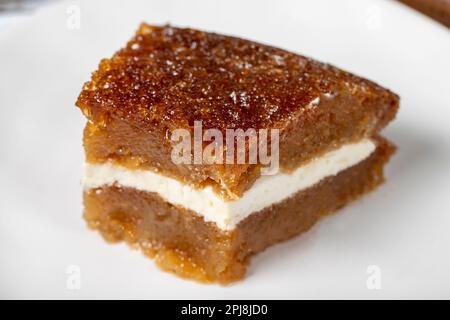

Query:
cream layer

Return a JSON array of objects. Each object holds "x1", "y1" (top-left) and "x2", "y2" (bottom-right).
[{"x1": 83, "y1": 139, "x2": 376, "y2": 230}]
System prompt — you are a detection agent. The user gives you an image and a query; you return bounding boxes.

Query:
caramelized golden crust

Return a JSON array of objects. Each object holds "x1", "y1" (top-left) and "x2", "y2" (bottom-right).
[
  {"x1": 77, "y1": 24, "x2": 398, "y2": 132},
  {"x1": 83, "y1": 137, "x2": 395, "y2": 284},
  {"x1": 77, "y1": 24, "x2": 399, "y2": 197}
]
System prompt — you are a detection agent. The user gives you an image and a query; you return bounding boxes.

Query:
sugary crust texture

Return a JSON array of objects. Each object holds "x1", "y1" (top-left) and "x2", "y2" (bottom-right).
[
  {"x1": 77, "y1": 24, "x2": 399, "y2": 198},
  {"x1": 83, "y1": 136, "x2": 395, "y2": 284},
  {"x1": 77, "y1": 24, "x2": 398, "y2": 132}
]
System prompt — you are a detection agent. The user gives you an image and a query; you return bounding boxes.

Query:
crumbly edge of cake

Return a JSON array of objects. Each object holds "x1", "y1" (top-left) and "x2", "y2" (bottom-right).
[{"x1": 83, "y1": 137, "x2": 395, "y2": 284}]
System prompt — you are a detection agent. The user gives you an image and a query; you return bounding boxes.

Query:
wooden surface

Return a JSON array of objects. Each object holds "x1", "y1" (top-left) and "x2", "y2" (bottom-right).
[{"x1": 399, "y1": 0, "x2": 450, "y2": 27}]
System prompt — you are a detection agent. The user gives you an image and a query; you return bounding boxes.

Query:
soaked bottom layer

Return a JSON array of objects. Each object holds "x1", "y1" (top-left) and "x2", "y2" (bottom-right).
[{"x1": 83, "y1": 137, "x2": 395, "y2": 284}]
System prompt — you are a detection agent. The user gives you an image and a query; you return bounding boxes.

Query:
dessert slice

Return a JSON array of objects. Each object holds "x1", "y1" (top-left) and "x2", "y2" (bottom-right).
[{"x1": 76, "y1": 24, "x2": 399, "y2": 283}]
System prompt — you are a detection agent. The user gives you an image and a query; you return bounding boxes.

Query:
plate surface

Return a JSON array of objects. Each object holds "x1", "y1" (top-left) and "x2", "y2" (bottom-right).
[{"x1": 1, "y1": 0, "x2": 449, "y2": 299}]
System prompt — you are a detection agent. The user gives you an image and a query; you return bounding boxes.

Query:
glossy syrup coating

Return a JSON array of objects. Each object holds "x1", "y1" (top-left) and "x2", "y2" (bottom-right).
[{"x1": 76, "y1": 23, "x2": 397, "y2": 132}]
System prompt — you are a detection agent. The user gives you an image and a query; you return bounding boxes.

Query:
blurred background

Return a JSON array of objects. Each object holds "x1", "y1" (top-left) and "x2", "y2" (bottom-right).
[{"x1": 0, "y1": 0, "x2": 449, "y2": 29}]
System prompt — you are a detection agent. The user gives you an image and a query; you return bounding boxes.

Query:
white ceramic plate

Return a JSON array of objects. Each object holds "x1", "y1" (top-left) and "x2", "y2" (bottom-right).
[{"x1": 1, "y1": 0, "x2": 449, "y2": 299}]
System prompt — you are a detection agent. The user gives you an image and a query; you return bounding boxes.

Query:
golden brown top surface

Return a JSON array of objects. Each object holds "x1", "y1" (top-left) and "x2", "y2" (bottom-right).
[{"x1": 77, "y1": 24, "x2": 397, "y2": 131}]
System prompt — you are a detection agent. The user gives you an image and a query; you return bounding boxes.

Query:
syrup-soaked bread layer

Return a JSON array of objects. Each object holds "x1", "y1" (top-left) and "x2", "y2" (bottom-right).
[
  {"x1": 83, "y1": 136, "x2": 395, "y2": 284},
  {"x1": 77, "y1": 24, "x2": 399, "y2": 198}
]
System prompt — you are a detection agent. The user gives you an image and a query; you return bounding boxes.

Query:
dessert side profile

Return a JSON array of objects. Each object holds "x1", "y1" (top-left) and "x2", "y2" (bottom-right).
[{"x1": 76, "y1": 23, "x2": 399, "y2": 284}]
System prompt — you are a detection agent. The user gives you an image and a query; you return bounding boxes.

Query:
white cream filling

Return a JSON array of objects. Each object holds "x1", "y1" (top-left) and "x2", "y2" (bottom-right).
[{"x1": 83, "y1": 139, "x2": 376, "y2": 231}]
